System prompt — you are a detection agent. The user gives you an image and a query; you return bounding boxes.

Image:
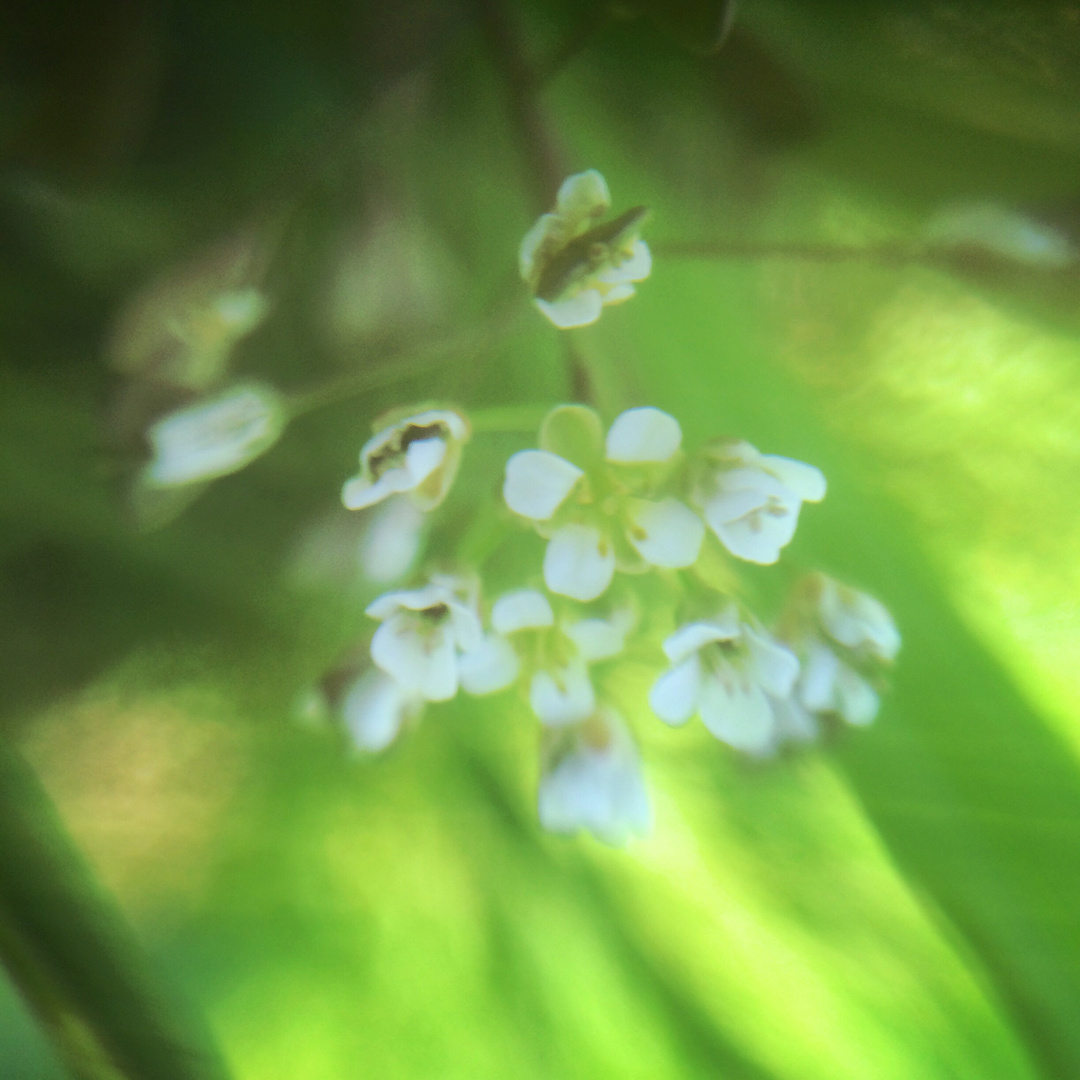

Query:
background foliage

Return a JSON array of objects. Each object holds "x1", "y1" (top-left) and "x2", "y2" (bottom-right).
[{"x1": 3, "y1": 1, "x2": 1080, "y2": 1077}]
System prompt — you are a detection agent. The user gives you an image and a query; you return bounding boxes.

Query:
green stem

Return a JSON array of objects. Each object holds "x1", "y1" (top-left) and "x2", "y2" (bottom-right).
[{"x1": 0, "y1": 739, "x2": 232, "y2": 1080}]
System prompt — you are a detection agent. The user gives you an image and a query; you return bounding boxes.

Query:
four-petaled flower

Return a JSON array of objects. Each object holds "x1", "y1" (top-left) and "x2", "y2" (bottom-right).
[
  {"x1": 504, "y1": 405, "x2": 704, "y2": 601},
  {"x1": 520, "y1": 170, "x2": 652, "y2": 329},
  {"x1": 649, "y1": 607, "x2": 800, "y2": 756},
  {"x1": 342, "y1": 407, "x2": 470, "y2": 512},
  {"x1": 365, "y1": 576, "x2": 483, "y2": 701},
  {"x1": 538, "y1": 707, "x2": 651, "y2": 844},
  {"x1": 691, "y1": 440, "x2": 826, "y2": 565}
]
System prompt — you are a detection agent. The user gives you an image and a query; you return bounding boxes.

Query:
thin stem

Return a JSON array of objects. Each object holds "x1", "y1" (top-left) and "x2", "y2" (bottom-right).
[
  {"x1": 286, "y1": 302, "x2": 527, "y2": 419},
  {"x1": 652, "y1": 239, "x2": 926, "y2": 267}
]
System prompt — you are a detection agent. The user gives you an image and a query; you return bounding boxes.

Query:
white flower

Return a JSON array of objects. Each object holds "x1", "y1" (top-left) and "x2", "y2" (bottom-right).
[
  {"x1": 520, "y1": 170, "x2": 651, "y2": 329},
  {"x1": 365, "y1": 577, "x2": 483, "y2": 702},
  {"x1": 340, "y1": 668, "x2": 423, "y2": 752},
  {"x1": 538, "y1": 708, "x2": 651, "y2": 844},
  {"x1": 649, "y1": 609, "x2": 800, "y2": 756},
  {"x1": 342, "y1": 407, "x2": 469, "y2": 512},
  {"x1": 692, "y1": 440, "x2": 826, "y2": 565},
  {"x1": 142, "y1": 382, "x2": 286, "y2": 488},
  {"x1": 781, "y1": 574, "x2": 900, "y2": 728},
  {"x1": 503, "y1": 405, "x2": 703, "y2": 601}
]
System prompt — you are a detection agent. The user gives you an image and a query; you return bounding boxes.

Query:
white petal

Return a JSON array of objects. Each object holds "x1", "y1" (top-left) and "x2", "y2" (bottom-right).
[
  {"x1": 624, "y1": 498, "x2": 704, "y2": 568},
  {"x1": 835, "y1": 664, "x2": 880, "y2": 726},
  {"x1": 535, "y1": 291, "x2": 604, "y2": 329},
  {"x1": 648, "y1": 657, "x2": 702, "y2": 726},
  {"x1": 744, "y1": 629, "x2": 800, "y2": 698},
  {"x1": 799, "y1": 643, "x2": 841, "y2": 712},
  {"x1": 529, "y1": 660, "x2": 596, "y2": 727},
  {"x1": 519, "y1": 213, "x2": 558, "y2": 279},
  {"x1": 820, "y1": 582, "x2": 901, "y2": 660},
  {"x1": 458, "y1": 634, "x2": 520, "y2": 696},
  {"x1": 563, "y1": 615, "x2": 628, "y2": 662},
  {"x1": 762, "y1": 454, "x2": 827, "y2": 502},
  {"x1": 661, "y1": 614, "x2": 739, "y2": 665},
  {"x1": 503, "y1": 450, "x2": 583, "y2": 521},
  {"x1": 698, "y1": 678, "x2": 776, "y2": 756},
  {"x1": 555, "y1": 170, "x2": 611, "y2": 221},
  {"x1": 605, "y1": 407, "x2": 682, "y2": 463},
  {"x1": 144, "y1": 384, "x2": 284, "y2": 488},
  {"x1": 401, "y1": 436, "x2": 447, "y2": 484},
  {"x1": 358, "y1": 496, "x2": 425, "y2": 583},
  {"x1": 596, "y1": 239, "x2": 652, "y2": 284},
  {"x1": 543, "y1": 524, "x2": 616, "y2": 601},
  {"x1": 447, "y1": 603, "x2": 484, "y2": 654},
  {"x1": 341, "y1": 669, "x2": 413, "y2": 752},
  {"x1": 492, "y1": 588, "x2": 555, "y2": 634},
  {"x1": 706, "y1": 500, "x2": 799, "y2": 565},
  {"x1": 599, "y1": 282, "x2": 635, "y2": 305},
  {"x1": 341, "y1": 469, "x2": 408, "y2": 510},
  {"x1": 370, "y1": 616, "x2": 458, "y2": 702}
]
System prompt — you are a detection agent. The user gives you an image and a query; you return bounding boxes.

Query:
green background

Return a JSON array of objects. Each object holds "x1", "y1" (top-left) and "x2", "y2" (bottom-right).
[{"x1": 3, "y1": 1, "x2": 1080, "y2": 1077}]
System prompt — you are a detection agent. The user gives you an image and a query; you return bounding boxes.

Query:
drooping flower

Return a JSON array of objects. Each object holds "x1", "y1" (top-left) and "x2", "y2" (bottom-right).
[
  {"x1": 520, "y1": 170, "x2": 652, "y2": 329},
  {"x1": 649, "y1": 607, "x2": 800, "y2": 756},
  {"x1": 342, "y1": 406, "x2": 469, "y2": 512},
  {"x1": 365, "y1": 575, "x2": 483, "y2": 701},
  {"x1": 503, "y1": 405, "x2": 704, "y2": 601},
  {"x1": 358, "y1": 495, "x2": 426, "y2": 584},
  {"x1": 538, "y1": 707, "x2": 651, "y2": 844},
  {"x1": 141, "y1": 381, "x2": 286, "y2": 488},
  {"x1": 779, "y1": 574, "x2": 900, "y2": 727},
  {"x1": 690, "y1": 440, "x2": 826, "y2": 565}
]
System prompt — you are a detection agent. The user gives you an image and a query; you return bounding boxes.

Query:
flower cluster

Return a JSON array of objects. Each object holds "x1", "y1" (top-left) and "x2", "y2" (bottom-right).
[
  {"x1": 305, "y1": 169, "x2": 900, "y2": 847},
  {"x1": 317, "y1": 390, "x2": 897, "y2": 845}
]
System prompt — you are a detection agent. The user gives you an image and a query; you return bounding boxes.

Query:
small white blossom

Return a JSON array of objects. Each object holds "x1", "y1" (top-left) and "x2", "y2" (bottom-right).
[
  {"x1": 781, "y1": 574, "x2": 900, "y2": 728},
  {"x1": 538, "y1": 708, "x2": 651, "y2": 844},
  {"x1": 692, "y1": 440, "x2": 826, "y2": 565},
  {"x1": 340, "y1": 668, "x2": 423, "y2": 752},
  {"x1": 520, "y1": 170, "x2": 651, "y2": 329},
  {"x1": 649, "y1": 608, "x2": 799, "y2": 756},
  {"x1": 366, "y1": 577, "x2": 483, "y2": 702},
  {"x1": 342, "y1": 407, "x2": 469, "y2": 512},
  {"x1": 504, "y1": 405, "x2": 702, "y2": 601},
  {"x1": 142, "y1": 382, "x2": 285, "y2": 488}
]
